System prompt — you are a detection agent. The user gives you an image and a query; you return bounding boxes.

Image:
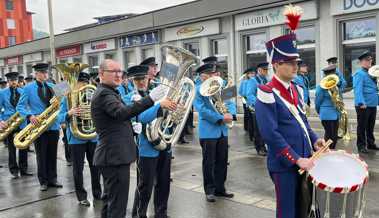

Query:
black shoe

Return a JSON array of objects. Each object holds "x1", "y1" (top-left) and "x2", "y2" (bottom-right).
[
  {"x1": 206, "y1": 194, "x2": 216, "y2": 202},
  {"x1": 368, "y1": 144, "x2": 379, "y2": 150},
  {"x1": 359, "y1": 147, "x2": 369, "y2": 154},
  {"x1": 20, "y1": 171, "x2": 33, "y2": 176},
  {"x1": 79, "y1": 199, "x2": 90, "y2": 207},
  {"x1": 11, "y1": 172, "x2": 19, "y2": 179},
  {"x1": 40, "y1": 184, "x2": 48, "y2": 191},
  {"x1": 48, "y1": 182, "x2": 63, "y2": 188},
  {"x1": 215, "y1": 192, "x2": 234, "y2": 198},
  {"x1": 257, "y1": 150, "x2": 267, "y2": 156}
]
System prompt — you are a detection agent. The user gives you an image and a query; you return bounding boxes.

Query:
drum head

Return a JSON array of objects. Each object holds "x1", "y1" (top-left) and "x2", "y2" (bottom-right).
[{"x1": 308, "y1": 151, "x2": 368, "y2": 191}]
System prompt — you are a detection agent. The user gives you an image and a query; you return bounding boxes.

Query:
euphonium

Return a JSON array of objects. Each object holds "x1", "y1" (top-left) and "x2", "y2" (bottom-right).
[
  {"x1": 199, "y1": 76, "x2": 234, "y2": 128},
  {"x1": 320, "y1": 74, "x2": 350, "y2": 141},
  {"x1": 146, "y1": 45, "x2": 198, "y2": 150},
  {"x1": 54, "y1": 63, "x2": 97, "y2": 140},
  {"x1": 368, "y1": 65, "x2": 379, "y2": 93},
  {"x1": 14, "y1": 96, "x2": 61, "y2": 149},
  {"x1": 0, "y1": 112, "x2": 24, "y2": 141}
]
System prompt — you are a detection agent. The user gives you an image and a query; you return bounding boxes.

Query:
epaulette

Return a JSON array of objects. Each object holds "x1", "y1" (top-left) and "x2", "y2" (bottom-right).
[{"x1": 257, "y1": 85, "x2": 275, "y2": 104}]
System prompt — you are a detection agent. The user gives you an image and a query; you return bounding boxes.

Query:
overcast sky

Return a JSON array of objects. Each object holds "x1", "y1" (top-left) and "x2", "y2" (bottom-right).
[{"x1": 26, "y1": 0, "x2": 194, "y2": 33}]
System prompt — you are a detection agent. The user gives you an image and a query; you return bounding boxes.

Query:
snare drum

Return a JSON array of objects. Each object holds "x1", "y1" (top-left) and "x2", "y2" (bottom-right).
[{"x1": 307, "y1": 150, "x2": 369, "y2": 218}]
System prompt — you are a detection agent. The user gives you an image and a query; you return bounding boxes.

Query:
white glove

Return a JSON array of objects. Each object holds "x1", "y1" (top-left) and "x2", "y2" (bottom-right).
[
  {"x1": 149, "y1": 85, "x2": 169, "y2": 102},
  {"x1": 131, "y1": 94, "x2": 142, "y2": 102},
  {"x1": 132, "y1": 122, "x2": 142, "y2": 134}
]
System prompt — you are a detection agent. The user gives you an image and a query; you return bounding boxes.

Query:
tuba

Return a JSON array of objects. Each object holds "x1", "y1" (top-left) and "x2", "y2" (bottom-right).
[
  {"x1": 146, "y1": 45, "x2": 198, "y2": 150},
  {"x1": 54, "y1": 63, "x2": 97, "y2": 140},
  {"x1": 368, "y1": 65, "x2": 379, "y2": 90},
  {"x1": 200, "y1": 76, "x2": 234, "y2": 128},
  {"x1": 320, "y1": 74, "x2": 350, "y2": 141},
  {"x1": 0, "y1": 112, "x2": 24, "y2": 141},
  {"x1": 14, "y1": 96, "x2": 61, "y2": 149}
]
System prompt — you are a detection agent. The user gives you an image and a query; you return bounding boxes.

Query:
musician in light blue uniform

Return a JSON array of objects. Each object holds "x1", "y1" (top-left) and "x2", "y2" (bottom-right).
[
  {"x1": 193, "y1": 63, "x2": 235, "y2": 203},
  {"x1": 326, "y1": 57, "x2": 347, "y2": 93},
  {"x1": 58, "y1": 72, "x2": 101, "y2": 207},
  {"x1": 117, "y1": 71, "x2": 134, "y2": 104},
  {"x1": 293, "y1": 59, "x2": 310, "y2": 106},
  {"x1": 255, "y1": 33, "x2": 324, "y2": 218},
  {"x1": 239, "y1": 67, "x2": 255, "y2": 133},
  {"x1": 0, "y1": 72, "x2": 31, "y2": 179},
  {"x1": 353, "y1": 51, "x2": 379, "y2": 153},
  {"x1": 315, "y1": 65, "x2": 340, "y2": 149},
  {"x1": 16, "y1": 63, "x2": 62, "y2": 191},
  {"x1": 126, "y1": 65, "x2": 177, "y2": 218},
  {"x1": 246, "y1": 62, "x2": 269, "y2": 156}
]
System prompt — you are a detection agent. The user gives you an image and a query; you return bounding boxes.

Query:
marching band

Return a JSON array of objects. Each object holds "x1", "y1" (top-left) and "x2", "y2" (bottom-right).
[{"x1": 0, "y1": 4, "x2": 378, "y2": 218}]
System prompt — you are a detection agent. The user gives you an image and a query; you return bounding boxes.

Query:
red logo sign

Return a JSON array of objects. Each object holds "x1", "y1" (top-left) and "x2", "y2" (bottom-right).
[
  {"x1": 56, "y1": 45, "x2": 81, "y2": 58},
  {"x1": 6, "y1": 56, "x2": 22, "y2": 65}
]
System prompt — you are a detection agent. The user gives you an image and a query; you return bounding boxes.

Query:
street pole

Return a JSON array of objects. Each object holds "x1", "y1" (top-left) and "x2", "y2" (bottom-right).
[{"x1": 47, "y1": 0, "x2": 58, "y2": 82}]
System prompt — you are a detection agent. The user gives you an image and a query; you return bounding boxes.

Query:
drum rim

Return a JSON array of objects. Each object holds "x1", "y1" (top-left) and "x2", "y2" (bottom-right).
[{"x1": 307, "y1": 150, "x2": 369, "y2": 193}]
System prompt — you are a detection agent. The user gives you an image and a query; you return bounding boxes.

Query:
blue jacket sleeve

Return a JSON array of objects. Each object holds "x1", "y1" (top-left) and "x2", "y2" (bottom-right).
[
  {"x1": 225, "y1": 100, "x2": 237, "y2": 116},
  {"x1": 353, "y1": 73, "x2": 366, "y2": 106},
  {"x1": 238, "y1": 80, "x2": 245, "y2": 97},
  {"x1": 138, "y1": 104, "x2": 161, "y2": 124},
  {"x1": 58, "y1": 98, "x2": 68, "y2": 124},
  {"x1": 0, "y1": 91, "x2": 5, "y2": 121},
  {"x1": 314, "y1": 86, "x2": 323, "y2": 115},
  {"x1": 336, "y1": 68, "x2": 347, "y2": 92},
  {"x1": 193, "y1": 89, "x2": 224, "y2": 124},
  {"x1": 255, "y1": 97, "x2": 300, "y2": 167},
  {"x1": 246, "y1": 79, "x2": 258, "y2": 107},
  {"x1": 16, "y1": 88, "x2": 32, "y2": 119}
]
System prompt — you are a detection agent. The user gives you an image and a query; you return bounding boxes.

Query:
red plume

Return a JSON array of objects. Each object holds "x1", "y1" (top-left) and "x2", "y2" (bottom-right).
[{"x1": 283, "y1": 4, "x2": 303, "y2": 32}]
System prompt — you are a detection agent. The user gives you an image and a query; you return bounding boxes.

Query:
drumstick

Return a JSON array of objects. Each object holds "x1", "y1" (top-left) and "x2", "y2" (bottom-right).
[{"x1": 298, "y1": 139, "x2": 333, "y2": 175}]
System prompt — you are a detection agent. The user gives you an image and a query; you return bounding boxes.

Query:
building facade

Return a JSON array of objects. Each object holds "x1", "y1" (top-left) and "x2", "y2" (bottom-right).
[
  {"x1": 0, "y1": 0, "x2": 379, "y2": 106},
  {"x1": 0, "y1": 0, "x2": 33, "y2": 48}
]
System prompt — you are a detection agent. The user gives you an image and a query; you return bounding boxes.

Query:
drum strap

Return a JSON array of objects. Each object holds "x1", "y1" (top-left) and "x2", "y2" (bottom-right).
[{"x1": 272, "y1": 89, "x2": 313, "y2": 153}]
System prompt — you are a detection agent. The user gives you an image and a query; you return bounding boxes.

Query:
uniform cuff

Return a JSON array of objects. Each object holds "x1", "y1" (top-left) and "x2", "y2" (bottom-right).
[{"x1": 278, "y1": 145, "x2": 300, "y2": 167}]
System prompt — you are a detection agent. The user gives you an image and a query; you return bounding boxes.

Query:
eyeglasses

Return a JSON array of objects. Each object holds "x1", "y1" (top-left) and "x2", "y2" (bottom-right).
[{"x1": 104, "y1": 69, "x2": 123, "y2": 74}]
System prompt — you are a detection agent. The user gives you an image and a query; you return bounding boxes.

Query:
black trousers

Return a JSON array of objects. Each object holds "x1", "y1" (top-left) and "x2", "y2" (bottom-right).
[
  {"x1": 71, "y1": 141, "x2": 101, "y2": 201},
  {"x1": 34, "y1": 130, "x2": 59, "y2": 185},
  {"x1": 200, "y1": 137, "x2": 228, "y2": 195},
  {"x1": 247, "y1": 110, "x2": 255, "y2": 141},
  {"x1": 100, "y1": 164, "x2": 130, "y2": 218},
  {"x1": 321, "y1": 120, "x2": 339, "y2": 149},
  {"x1": 6, "y1": 130, "x2": 28, "y2": 174},
  {"x1": 62, "y1": 127, "x2": 71, "y2": 162},
  {"x1": 252, "y1": 112, "x2": 265, "y2": 152},
  {"x1": 356, "y1": 107, "x2": 377, "y2": 149},
  {"x1": 242, "y1": 104, "x2": 248, "y2": 131},
  {"x1": 132, "y1": 152, "x2": 171, "y2": 218}
]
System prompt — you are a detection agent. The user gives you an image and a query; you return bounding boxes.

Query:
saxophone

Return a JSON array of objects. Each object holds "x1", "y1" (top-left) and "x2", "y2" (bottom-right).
[
  {"x1": 14, "y1": 96, "x2": 61, "y2": 149},
  {"x1": 320, "y1": 74, "x2": 350, "y2": 141},
  {"x1": 0, "y1": 112, "x2": 24, "y2": 141},
  {"x1": 54, "y1": 63, "x2": 96, "y2": 140}
]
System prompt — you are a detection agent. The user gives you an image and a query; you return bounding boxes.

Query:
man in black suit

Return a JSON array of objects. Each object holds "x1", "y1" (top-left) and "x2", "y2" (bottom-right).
[{"x1": 91, "y1": 59, "x2": 176, "y2": 218}]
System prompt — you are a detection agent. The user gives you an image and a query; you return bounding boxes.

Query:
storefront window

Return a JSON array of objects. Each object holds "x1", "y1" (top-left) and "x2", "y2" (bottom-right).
[
  {"x1": 8, "y1": 67, "x2": 13, "y2": 73},
  {"x1": 1, "y1": 68, "x2": 5, "y2": 78},
  {"x1": 124, "y1": 50, "x2": 136, "y2": 69},
  {"x1": 343, "y1": 18, "x2": 376, "y2": 40},
  {"x1": 184, "y1": 42, "x2": 200, "y2": 79},
  {"x1": 88, "y1": 56, "x2": 99, "y2": 74},
  {"x1": 105, "y1": 53, "x2": 116, "y2": 60},
  {"x1": 341, "y1": 18, "x2": 376, "y2": 90},
  {"x1": 211, "y1": 38, "x2": 229, "y2": 79},
  {"x1": 26, "y1": 64, "x2": 33, "y2": 76},
  {"x1": 17, "y1": 65, "x2": 23, "y2": 75},
  {"x1": 141, "y1": 48, "x2": 154, "y2": 60},
  {"x1": 245, "y1": 33, "x2": 267, "y2": 72},
  {"x1": 73, "y1": 57, "x2": 82, "y2": 63}
]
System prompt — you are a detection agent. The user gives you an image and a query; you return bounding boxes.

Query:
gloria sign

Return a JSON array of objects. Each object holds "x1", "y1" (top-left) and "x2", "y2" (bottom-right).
[
  {"x1": 235, "y1": 1, "x2": 317, "y2": 31},
  {"x1": 84, "y1": 39, "x2": 116, "y2": 54},
  {"x1": 163, "y1": 19, "x2": 220, "y2": 42},
  {"x1": 331, "y1": 0, "x2": 379, "y2": 15}
]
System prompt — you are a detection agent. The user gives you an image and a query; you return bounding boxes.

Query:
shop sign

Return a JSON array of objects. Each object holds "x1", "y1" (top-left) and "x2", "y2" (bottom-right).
[
  {"x1": 235, "y1": 1, "x2": 317, "y2": 31},
  {"x1": 331, "y1": 0, "x2": 379, "y2": 15},
  {"x1": 164, "y1": 19, "x2": 220, "y2": 41},
  {"x1": 120, "y1": 31, "x2": 159, "y2": 48}
]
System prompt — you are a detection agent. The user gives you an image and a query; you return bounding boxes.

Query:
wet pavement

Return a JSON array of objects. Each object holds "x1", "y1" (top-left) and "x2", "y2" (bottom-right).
[{"x1": 0, "y1": 117, "x2": 378, "y2": 218}]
